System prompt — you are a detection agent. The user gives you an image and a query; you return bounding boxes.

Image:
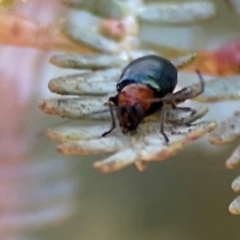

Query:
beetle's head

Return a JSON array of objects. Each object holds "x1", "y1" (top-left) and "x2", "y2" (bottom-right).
[
  {"x1": 115, "y1": 83, "x2": 154, "y2": 134},
  {"x1": 116, "y1": 104, "x2": 145, "y2": 134}
]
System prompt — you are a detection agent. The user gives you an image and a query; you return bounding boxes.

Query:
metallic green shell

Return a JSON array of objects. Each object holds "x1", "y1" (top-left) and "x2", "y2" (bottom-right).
[{"x1": 117, "y1": 55, "x2": 178, "y2": 97}]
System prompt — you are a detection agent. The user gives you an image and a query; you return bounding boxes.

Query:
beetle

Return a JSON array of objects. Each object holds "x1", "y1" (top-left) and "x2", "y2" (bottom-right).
[{"x1": 102, "y1": 55, "x2": 204, "y2": 142}]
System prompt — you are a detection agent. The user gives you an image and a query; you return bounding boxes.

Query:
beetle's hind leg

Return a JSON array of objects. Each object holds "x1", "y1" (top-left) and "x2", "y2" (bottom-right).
[
  {"x1": 168, "y1": 69, "x2": 205, "y2": 103},
  {"x1": 168, "y1": 69, "x2": 205, "y2": 115},
  {"x1": 171, "y1": 102, "x2": 197, "y2": 117},
  {"x1": 177, "y1": 69, "x2": 204, "y2": 100}
]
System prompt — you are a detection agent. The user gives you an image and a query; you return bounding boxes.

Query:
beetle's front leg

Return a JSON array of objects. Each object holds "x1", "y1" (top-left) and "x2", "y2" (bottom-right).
[
  {"x1": 102, "y1": 97, "x2": 117, "y2": 137},
  {"x1": 159, "y1": 105, "x2": 169, "y2": 143}
]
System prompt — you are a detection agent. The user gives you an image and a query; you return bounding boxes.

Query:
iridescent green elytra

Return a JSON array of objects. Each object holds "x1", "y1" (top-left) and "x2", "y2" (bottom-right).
[{"x1": 117, "y1": 55, "x2": 178, "y2": 98}]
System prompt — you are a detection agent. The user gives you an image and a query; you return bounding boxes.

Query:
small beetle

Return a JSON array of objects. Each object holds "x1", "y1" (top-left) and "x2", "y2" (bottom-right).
[{"x1": 102, "y1": 55, "x2": 204, "y2": 142}]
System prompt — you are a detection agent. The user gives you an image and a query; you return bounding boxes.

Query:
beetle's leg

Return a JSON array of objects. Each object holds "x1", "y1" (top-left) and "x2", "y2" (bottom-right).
[
  {"x1": 177, "y1": 69, "x2": 204, "y2": 99},
  {"x1": 175, "y1": 69, "x2": 205, "y2": 99},
  {"x1": 171, "y1": 101, "x2": 197, "y2": 116},
  {"x1": 102, "y1": 99, "x2": 116, "y2": 137},
  {"x1": 195, "y1": 69, "x2": 204, "y2": 95},
  {"x1": 159, "y1": 106, "x2": 169, "y2": 143},
  {"x1": 164, "y1": 69, "x2": 205, "y2": 103}
]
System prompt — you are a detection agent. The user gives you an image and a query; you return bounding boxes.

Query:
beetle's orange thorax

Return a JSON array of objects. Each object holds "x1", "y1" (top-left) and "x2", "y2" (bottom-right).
[{"x1": 117, "y1": 83, "x2": 154, "y2": 111}]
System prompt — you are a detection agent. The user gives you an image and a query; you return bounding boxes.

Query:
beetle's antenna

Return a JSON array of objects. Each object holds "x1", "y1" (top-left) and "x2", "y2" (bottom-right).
[
  {"x1": 89, "y1": 108, "x2": 110, "y2": 115},
  {"x1": 85, "y1": 103, "x2": 119, "y2": 116}
]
